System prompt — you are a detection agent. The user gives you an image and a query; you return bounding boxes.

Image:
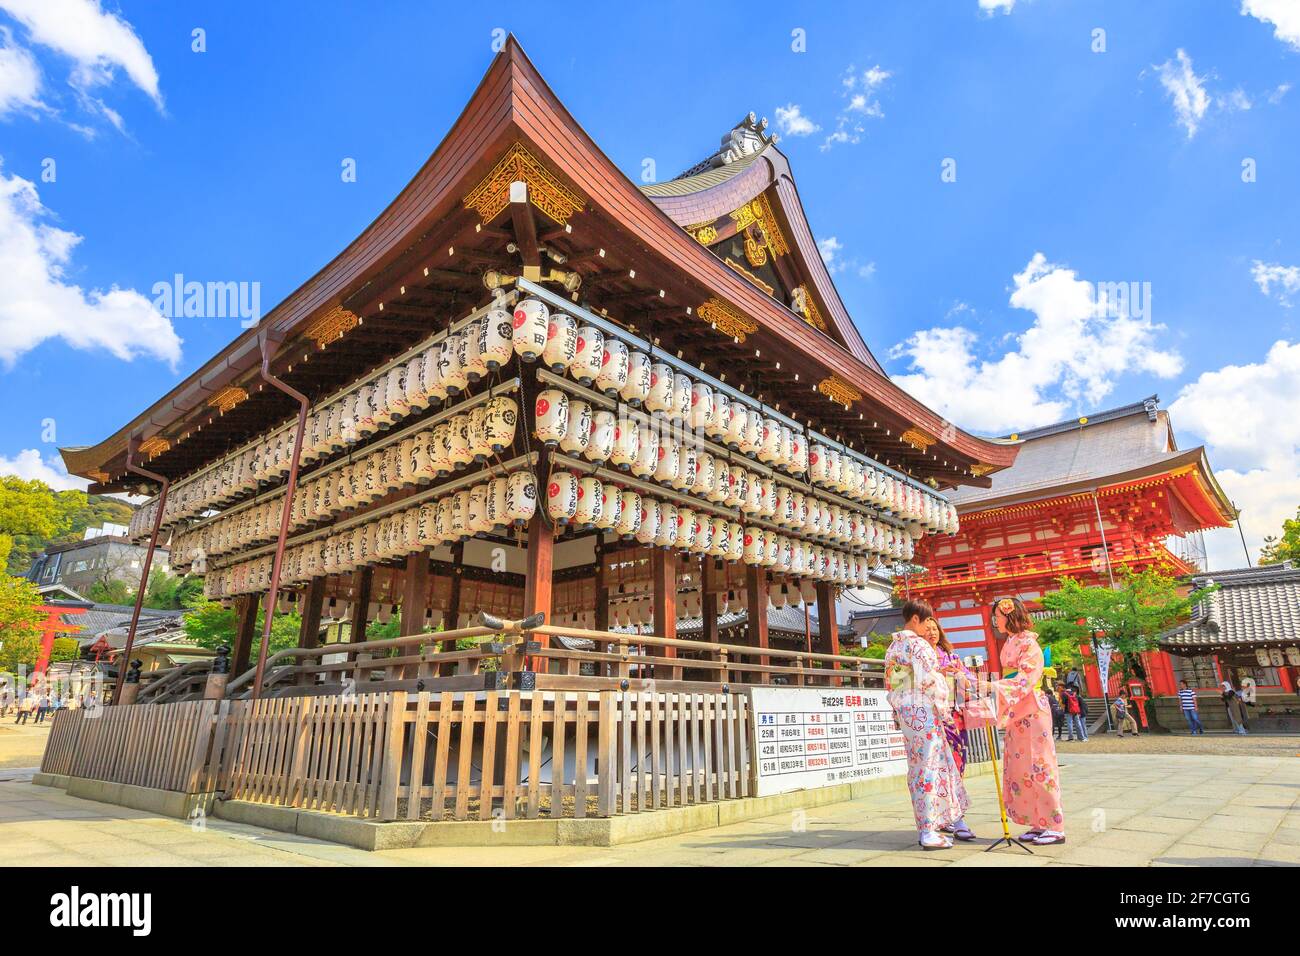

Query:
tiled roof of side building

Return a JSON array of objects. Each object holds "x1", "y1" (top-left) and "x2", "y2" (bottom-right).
[{"x1": 1160, "y1": 562, "x2": 1300, "y2": 650}]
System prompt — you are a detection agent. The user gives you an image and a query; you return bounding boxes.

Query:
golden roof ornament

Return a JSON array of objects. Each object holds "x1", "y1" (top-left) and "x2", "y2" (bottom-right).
[
  {"x1": 305, "y1": 305, "x2": 359, "y2": 348},
  {"x1": 464, "y1": 142, "x2": 585, "y2": 225},
  {"x1": 816, "y1": 375, "x2": 861, "y2": 408},
  {"x1": 697, "y1": 298, "x2": 758, "y2": 342}
]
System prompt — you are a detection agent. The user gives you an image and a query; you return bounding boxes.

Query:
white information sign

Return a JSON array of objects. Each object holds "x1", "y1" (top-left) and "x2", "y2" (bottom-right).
[{"x1": 748, "y1": 687, "x2": 907, "y2": 797}]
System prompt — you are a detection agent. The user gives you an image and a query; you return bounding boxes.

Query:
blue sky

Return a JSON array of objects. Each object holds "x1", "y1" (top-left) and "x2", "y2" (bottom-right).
[{"x1": 1, "y1": 0, "x2": 1297, "y2": 570}]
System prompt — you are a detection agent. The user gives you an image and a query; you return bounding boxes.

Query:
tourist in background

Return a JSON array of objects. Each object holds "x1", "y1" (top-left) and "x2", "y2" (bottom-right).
[
  {"x1": 1046, "y1": 681, "x2": 1065, "y2": 740},
  {"x1": 988, "y1": 596, "x2": 1065, "y2": 846},
  {"x1": 1177, "y1": 680, "x2": 1204, "y2": 735},
  {"x1": 1220, "y1": 678, "x2": 1247, "y2": 735},
  {"x1": 885, "y1": 600, "x2": 971, "y2": 850},
  {"x1": 1112, "y1": 689, "x2": 1139, "y2": 736},
  {"x1": 15, "y1": 693, "x2": 34, "y2": 725},
  {"x1": 1061, "y1": 685, "x2": 1088, "y2": 741}
]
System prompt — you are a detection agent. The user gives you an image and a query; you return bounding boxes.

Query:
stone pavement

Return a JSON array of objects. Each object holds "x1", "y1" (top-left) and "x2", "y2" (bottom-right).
[{"x1": 1, "y1": 752, "x2": 1297, "y2": 866}]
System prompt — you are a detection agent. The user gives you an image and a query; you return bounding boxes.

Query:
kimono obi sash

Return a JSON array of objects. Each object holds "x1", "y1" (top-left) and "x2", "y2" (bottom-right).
[{"x1": 1003, "y1": 669, "x2": 1045, "y2": 691}]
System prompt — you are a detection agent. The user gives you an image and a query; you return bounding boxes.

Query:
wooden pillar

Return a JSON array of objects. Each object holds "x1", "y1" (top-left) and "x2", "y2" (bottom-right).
[
  {"x1": 652, "y1": 547, "x2": 679, "y2": 680},
  {"x1": 746, "y1": 565, "x2": 769, "y2": 684},
  {"x1": 348, "y1": 567, "x2": 372, "y2": 643},
  {"x1": 230, "y1": 593, "x2": 259, "y2": 677},
  {"x1": 298, "y1": 576, "x2": 327, "y2": 649},
  {"x1": 400, "y1": 552, "x2": 432, "y2": 637},
  {"x1": 702, "y1": 557, "x2": 722, "y2": 645},
  {"x1": 443, "y1": 542, "x2": 464, "y2": 651},
  {"x1": 523, "y1": 515, "x2": 554, "y2": 671},
  {"x1": 816, "y1": 581, "x2": 839, "y2": 685},
  {"x1": 594, "y1": 540, "x2": 609, "y2": 632}
]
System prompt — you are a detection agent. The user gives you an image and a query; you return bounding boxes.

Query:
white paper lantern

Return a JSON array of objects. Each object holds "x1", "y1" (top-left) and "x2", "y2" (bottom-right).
[
  {"x1": 707, "y1": 390, "x2": 729, "y2": 440},
  {"x1": 645, "y1": 362, "x2": 674, "y2": 416},
  {"x1": 505, "y1": 471, "x2": 537, "y2": 526},
  {"x1": 622, "y1": 350, "x2": 652, "y2": 407},
  {"x1": 617, "y1": 490, "x2": 642, "y2": 538},
  {"x1": 595, "y1": 339, "x2": 629, "y2": 397},
  {"x1": 691, "y1": 513, "x2": 712, "y2": 554},
  {"x1": 631, "y1": 421, "x2": 659, "y2": 479},
  {"x1": 595, "y1": 483, "x2": 620, "y2": 531},
  {"x1": 671, "y1": 372, "x2": 693, "y2": 423},
  {"x1": 654, "y1": 435, "x2": 679, "y2": 485},
  {"x1": 546, "y1": 471, "x2": 578, "y2": 526},
  {"x1": 487, "y1": 477, "x2": 509, "y2": 530},
  {"x1": 560, "y1": 399, "x2": 593, "y2": 456},
  {"x1": 543, "y1": 311, "x2": 579, "y2": 372},
  {"x1": 483, "y1": 396, "x2": 518, "y2": 454},
  {"x1": 708, "y1": 517, "x2": 729, "y2": 557},
  {"x1": 440, "y1": 333, "x2": 468, "y2": 395},
  {"x1": 481, "y1": 308, "x2": 514, "y2": 371},
  {"x1": 533, "y1": 389, "x2": 569, "y2": 448},
  {"x1": 468, "y1": 404, "x2": 490, "y2": 462},
  {"x1": 587, "y1": 409, "x2": 616, "y2": 465},
  {"x1": 742, "y1": 526, "x2": 764, "y2": 565},
  {"x1": 570, "y1": 325, "x2": 604, "y2": 386},
  {"x1": 610, "y1": 415, "x2": 639, "y2": 470},
  {"x1": 466, "y1": 484, "x2": 490, "y2": 535},
  {"x1": 635, "y1": 499, "x2": 660, "y2": 545},
  {"x1": 575, "y1": 476, "x2": 603, "y2": 529},
  {"x1": 677, "y1": 507, "x2": 697, "y2": 552},
  {"x1": 448, "y1": 415, "x2": 473, "y2": 470},
  {"x1": 512, "y1": 298, "x2": 549, "y2": 362},
  {"x1": 724, "y1": 465, "x2": 747, "y2": 507},
  {"x1": 422, "y1": 345, "x2": 447, "y2": 405},
  {"x1": 655, "y1": 502, "x2": 678, "y2": 549}
]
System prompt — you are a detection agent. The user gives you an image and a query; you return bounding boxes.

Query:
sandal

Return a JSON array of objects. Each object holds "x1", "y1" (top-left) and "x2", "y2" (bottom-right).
[
  {"x1": 918, "y1": 832, "x2": 953, "y2": 850},
  {"x1": 1033, "y1": 831, "x2": 1066, "y2": 846},
  {"x1": 951, "y1": 823, "x2": 977, "y2": 841},
  {"x1": 1017, "y1": 829, "x2": 1044, "y2": 842}
]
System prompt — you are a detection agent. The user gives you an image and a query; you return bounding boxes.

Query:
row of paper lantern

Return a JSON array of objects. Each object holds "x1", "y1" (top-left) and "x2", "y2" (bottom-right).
[
  {"x1": 533, "y1": 387, "x2": 956, "y2": 542},
  {"x1": 130, "y1": 299, "x2": 538, "y2": 538},
  {"x1": 601, "y1": 582, "x2": 819, "y2": 630},
  {"x1": 807, "y1": 442, "x2": 955, "y2": 534},
  {"x1": 536, "y1": 404, "x2": 919, "y2": 554},
  {"x1": 543, "y1": 473, "x2": 913, "y2": 569},
  {"x1": 203, "y1": 471, "x2": 540, "y2": 599},
  {"x1": 170, "y1": 400, "x2": 518, "y2": 570}
]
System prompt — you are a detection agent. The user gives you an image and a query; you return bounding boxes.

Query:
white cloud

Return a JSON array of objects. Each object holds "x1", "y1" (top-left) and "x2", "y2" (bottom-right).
[
  {"x1": 0, "y1": 0, "x2": 160, "y2": 130},
  {"x1": 1268, "y1": 82, "x2": 1292, "y2": 104},
  {"x1": 817, "y1": 236, "x2": 844, "y2": 273},
  {"x1": 1252, "y1": 260, "x2": 1300, "y2": 305},
  {"x1": 774, "y1": 103, "x2": 819, "y2": 137},
  {"x1": 1154, "y1": 49, "x2": 1210, "y2": 139},
  {"x1": 858, "y1": 261, "x2": 877, "y2": 279},
  {"x1": 1241, "y1": 0, "x2": 1300, "y2": 51},
  {"x1": 1217, "y1": 87, "x2": 1253, "y2": 112},
  {"x1": 890, "y1": 253, "x2": 1183, "y2": 433},
  {"x1": 821, "y1": 65, "x2": 891, "y2": 151},
  {"x1": 0, "y1": 163, "x2": 182, "y2": 368},
  {"x1": 0, "y1": 447, "x2": 87, "y2": 490},
  {"x1": 1169, "y1": 340, "x2": 1300, "y2": 569},
  {"x1": 0, "y1": 25, "x2": 41, "y2": 116},
  {"x1": 979, "y1": 0, "x2": 1017, "y2": 14}
]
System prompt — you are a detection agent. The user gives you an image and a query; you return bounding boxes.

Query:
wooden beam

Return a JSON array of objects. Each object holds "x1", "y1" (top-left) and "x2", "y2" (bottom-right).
[
  {"x1": 594, "y1": 539, "x2": 609, "y2": 632},
  {"x1": 523, "y1": 514, "x2": 554, "y2": 669},
  {"x1": 443, "y1": 542, "x2": 464, "y2": 661},
  {"x1": 652, "y1": 547, "x2": 679, "y2": 679},
  {"x1": 816, "y1": 581, "x2": 840, "y2": 685},
  {"x1": 510, "y1": 181, "x2": 541, "y2": 277},
  {"x1": 231, "y1": 593, "x2": 259, "y2": 677},
  {"x1": 746, "y1": 565, "x2": 769, "y2": 684},
  {"x1": 348, "y1": 567, "x2": 372, "y2": 642},
  {"x1": 400, "y1": 551, "x2": 432, "y2": 637},
  {"x1": 298, "y1": 576, "x2": 327, "y2": 649},
  {"x1": 702, "y1": 557, "x2": 722, "y2": 645}
]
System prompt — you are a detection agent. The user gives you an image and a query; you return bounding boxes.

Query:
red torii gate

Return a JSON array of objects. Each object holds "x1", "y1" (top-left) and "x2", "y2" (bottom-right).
[{"x1": 33, "y1": 603, "x2": 87, "y2": 679}]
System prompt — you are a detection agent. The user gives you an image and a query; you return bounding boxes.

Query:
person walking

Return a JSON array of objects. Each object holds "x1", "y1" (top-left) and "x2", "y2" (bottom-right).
[
  {"x1": 34, "y1": 691, "x2": 51, "y2": 724},
  {"x1": 1112, "y1": 689, "x2": 1139, "y2": 737},
  {"x1": 1046, "y1": 682, "x2": 1065, "y2": 740},
  {"x1": 15, "y1": 693, "x2": 34, "y2": 725},
  {"x1": 1220, "y1": 678, "x2": 1247, "y2": 735},
  {"x1": 1062, "y1": 685, "x2": 1088, "y2": 741},
  {"x1": 1177, "y1": 680, "x2": 1204, "y2": 735}
]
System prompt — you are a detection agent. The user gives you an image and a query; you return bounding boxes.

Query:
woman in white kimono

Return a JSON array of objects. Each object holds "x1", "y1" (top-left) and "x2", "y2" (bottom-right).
[{"x1": 885, "y1": 600, "x2": 972, "y2": 850}]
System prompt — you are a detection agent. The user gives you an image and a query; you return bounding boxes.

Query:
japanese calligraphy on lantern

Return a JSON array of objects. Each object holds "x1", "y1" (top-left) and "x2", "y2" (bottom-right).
[{"x1": 748, "y1": 687, "x2": 906, "y2": 796}]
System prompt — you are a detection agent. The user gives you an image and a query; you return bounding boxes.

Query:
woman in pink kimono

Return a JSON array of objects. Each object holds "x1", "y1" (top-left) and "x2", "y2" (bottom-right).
[
  {"x1": 990, "y1": 596, "x2": 1066, "y2": 845},
  {"x1": 885, "y1": 601, "x2": 971, "y2": 850}
]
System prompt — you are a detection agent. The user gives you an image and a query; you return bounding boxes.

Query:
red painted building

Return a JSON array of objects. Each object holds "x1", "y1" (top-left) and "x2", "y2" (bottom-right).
[{"x1": 905, "y1": 397, "x2": 1239, "y2": 696}]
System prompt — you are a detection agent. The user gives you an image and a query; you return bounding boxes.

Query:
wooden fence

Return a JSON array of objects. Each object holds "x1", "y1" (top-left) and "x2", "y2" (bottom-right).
[
  {"x1": 392, "y1": 689, "x2": 749, "y2": 821},
  {"x1": 40, "y1": 700, "x2": 221, "y2": 793}
]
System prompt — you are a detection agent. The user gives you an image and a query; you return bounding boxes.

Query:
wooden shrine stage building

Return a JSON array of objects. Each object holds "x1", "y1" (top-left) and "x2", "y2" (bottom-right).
[{"x1": 43, "y1": 40, "x2": 1015, "y2": 825}]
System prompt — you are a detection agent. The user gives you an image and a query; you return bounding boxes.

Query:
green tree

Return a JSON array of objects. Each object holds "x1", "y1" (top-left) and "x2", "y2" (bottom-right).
[
  {"x1": 181, "y1": 593, "x2": 302, "y2": 662},
  {"x1": 1259, "y1": 506, "x2": 1300, "y2": 566},
  {"x1": 1036, "y1": 569, "x2": 1214, "y2": 702},
  {"x1": 87, "y1": 578, "x2": 135, "y2": 605},
  {"x1": 50, "y1": 637, "x2": 80, "y2": 664},
  {"x1": 0, "y1": 477, "x2": 134, "y2": 575},
  {"x1": 0, "y1": 574, "x2": 44, "y2": 663}
]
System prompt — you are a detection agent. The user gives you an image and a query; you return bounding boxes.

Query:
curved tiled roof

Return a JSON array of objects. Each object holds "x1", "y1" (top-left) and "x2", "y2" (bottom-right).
[
  {"x1": 639, "y1": 148, "x2": 769, "y2": 198},
  {"x1": 1161, "y1": 563, "x2": 1300, "y2": 651}
]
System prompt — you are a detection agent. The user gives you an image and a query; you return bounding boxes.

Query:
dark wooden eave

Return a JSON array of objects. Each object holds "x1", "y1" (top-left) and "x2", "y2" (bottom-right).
[{"x1": 62, "y1": 36, "x2": 1016, "y2": 493}]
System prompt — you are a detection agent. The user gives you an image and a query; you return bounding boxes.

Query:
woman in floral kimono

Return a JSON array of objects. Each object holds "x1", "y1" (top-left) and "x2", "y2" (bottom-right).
[
  {"x1": 923, "y1": 617, "x2": 977, "y2": 841},
  {"x1": 990, "y1": 596, "x2": 1066, "y2": 845},
  {"x1": 885, "y1": 600, "x2": 971, "y2": 850}
]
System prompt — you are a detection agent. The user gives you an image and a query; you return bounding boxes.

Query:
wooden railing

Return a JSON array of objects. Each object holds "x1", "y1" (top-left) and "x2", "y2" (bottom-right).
[
  {"x1": 210, "y1": 623, "x2": 882, "y2": 701},
  {"x1": 41, "y1": 700, "x2": 222, "y2": 793}
]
